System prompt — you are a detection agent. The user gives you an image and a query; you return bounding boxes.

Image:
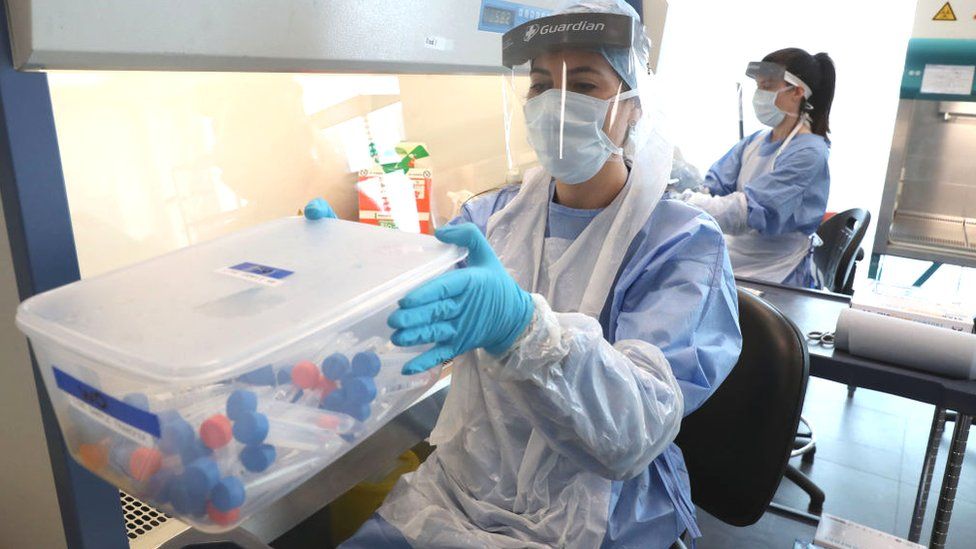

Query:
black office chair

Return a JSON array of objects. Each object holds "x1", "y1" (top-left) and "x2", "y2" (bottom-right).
[
  {"x1": 676, "y1": 289, "x2": 817, "y2": 528},
  {"x1": 814, "y1": 209, "x2": 872, "y2": 295},
  {"x1": 811, "y1": 210, "x2": 873, "y2": 415}
]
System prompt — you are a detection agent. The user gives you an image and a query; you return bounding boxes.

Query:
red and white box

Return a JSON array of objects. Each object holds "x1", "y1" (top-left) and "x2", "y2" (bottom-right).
[{"x1": 357, "y1": 167, "x2": 433, "y2": 235}]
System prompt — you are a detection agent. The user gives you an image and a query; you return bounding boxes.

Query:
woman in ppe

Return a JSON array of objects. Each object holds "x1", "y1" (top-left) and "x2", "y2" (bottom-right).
[
  {"x1": 683, "y1": 49, "x2": 836, "y2": 288},
  {"x1": 308, "y1": 1, "x2": 741, "y2": 547}
]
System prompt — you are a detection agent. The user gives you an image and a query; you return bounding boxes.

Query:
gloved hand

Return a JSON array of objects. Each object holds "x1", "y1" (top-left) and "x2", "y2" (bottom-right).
[
  {"x1": 303, "y1": 197, "x2": 337, "y2": 220},
  {"x1": 387, "y1": 223, "x2": 535, "y2": 375}
]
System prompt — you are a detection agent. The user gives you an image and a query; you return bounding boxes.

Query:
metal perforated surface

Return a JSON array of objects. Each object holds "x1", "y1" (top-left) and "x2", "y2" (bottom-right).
[{"x1": 120, "y1": 491, "x2": 170, "y2": 541}]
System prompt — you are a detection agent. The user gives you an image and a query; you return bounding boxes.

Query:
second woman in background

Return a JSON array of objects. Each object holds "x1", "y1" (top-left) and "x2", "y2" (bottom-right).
[{"x1": 684, "y1": 48, "x2": 836, "y2": 288}]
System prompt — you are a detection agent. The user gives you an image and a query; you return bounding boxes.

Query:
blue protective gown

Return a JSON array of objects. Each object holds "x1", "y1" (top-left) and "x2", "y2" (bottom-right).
[
  {"x1": 342, "y1": 187, "x2": 741, "y2": 548},
  {"x1": 703, "y1": 131, "x2": 830, "y2": 287}
]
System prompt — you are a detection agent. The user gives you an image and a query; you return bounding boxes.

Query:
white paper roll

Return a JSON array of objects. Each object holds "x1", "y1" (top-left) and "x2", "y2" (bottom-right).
[{"x1": 835, "y1": 308, "x2": 976, "y2": 380}]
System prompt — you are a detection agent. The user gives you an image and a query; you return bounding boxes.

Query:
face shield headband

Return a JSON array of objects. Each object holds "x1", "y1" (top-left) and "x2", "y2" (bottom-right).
[
  {"x1": 502, "y1": 13, "x2": 634, "y2": 69},
  {"x1": 746, "y1": 61, "x2": 813, "y2": 100}
]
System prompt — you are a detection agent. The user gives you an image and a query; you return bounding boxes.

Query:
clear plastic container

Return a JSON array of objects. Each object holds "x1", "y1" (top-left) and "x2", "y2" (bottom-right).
[{"x1": 16, "y1": 217, "x2": 464, "y2": 532}]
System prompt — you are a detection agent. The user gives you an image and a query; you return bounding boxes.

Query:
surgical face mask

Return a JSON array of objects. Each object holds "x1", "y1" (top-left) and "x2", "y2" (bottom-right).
[
  {"x1": 523, "y1": 89, "x2": 636, "y2": 184},
  {"x1": 752, "y1": 87, "x2": 793, "y2": 128}
]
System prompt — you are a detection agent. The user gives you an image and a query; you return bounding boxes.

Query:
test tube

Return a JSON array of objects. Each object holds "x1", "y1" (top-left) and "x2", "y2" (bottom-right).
[
  {"x1": 270, "y1": 360, "x2": 335, "y2": 405},
  {"x1": 374, "y1": 364, "x2": 440, "y2": 396},
  {"x1": 144, "y1": 385, "x2": 236, "y2": 426},
  {"x1": 349, "y1": 336, "x2": 392, "y2": 354},
  {"x1": 232, "y1": 405, "x2": 354, "y2": 452},
  {"x1": 192, "y1": 452, "x2": 329, "y2": 526},
  {"x1": 232, "y1": 453, "x2": 329, "y2": 506}
]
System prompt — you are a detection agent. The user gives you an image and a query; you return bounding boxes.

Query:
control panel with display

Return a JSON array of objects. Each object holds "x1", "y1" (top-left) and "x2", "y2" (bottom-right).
[{"x1": 478, "y1": 0, "x2": 552, "y2": 34}]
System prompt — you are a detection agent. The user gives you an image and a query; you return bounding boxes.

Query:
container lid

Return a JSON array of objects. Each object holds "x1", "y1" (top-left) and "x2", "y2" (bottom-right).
[{"x1": 16, "y1": 218, "x2": 465, "y2": 383}]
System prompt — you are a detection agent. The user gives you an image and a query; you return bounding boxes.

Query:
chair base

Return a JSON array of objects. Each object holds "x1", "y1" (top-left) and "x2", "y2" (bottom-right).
[
  {"x1": 785, "y1": 464, "x2": 825, "y2": 514},
  {"x1": 768, "y1": 502, "x2": 821, "y2": 526}
]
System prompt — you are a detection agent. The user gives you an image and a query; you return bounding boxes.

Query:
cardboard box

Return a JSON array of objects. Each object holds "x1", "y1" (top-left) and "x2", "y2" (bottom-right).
[
  {"x1": 852, "y1": 288, "x2": 975, "y2": 333},
  {"x1": 814, "y1": 514, "x2": 924, "y2": 549},
  {"x1": 357, "y1": 167, "x2": 433, "y2": 235}
]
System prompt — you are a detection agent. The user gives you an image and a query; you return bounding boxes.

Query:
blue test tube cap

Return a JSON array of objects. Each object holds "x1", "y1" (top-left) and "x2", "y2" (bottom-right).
[
  {"x1": 158, "y1": 409, "x2": 183, "y2": 424},
  {"x1": 183, "y1": 457, "x2": 220, "y2": 498},
  {"x1": 159, "y1": 417, "x2": 194, "y2": 455},
  {"x1": 343, "y1": 401, "x2": 372, "y2": 422},
  {"x1": 226, "y1": 389, "x2": 258, "y2": 421},
  {"x1": 179, "y1": 437, "x2": 213, "y2": 465},
  {"x1": 122, "y1": 393, "x2": 150, "y2": 411},
  {"x1": 147, "y1": 471, "x2": 174, "y2": 504},
  {"x1": 344, "y1": 377, "x2": 377, "y2": 404},
  {"x1": 321, "y1": 353, "x2": 350, "y2": 380},
  {"x1": 169, "y1": 477, "x2": 207, "y2": 517},
  {"x1": 238, "y1": 365, "x2": 277, "y2": 386},
  {"x1": 210, "y1": 476, "x2": 246, "y2": 512},
  {"x1": 319, "y1": 388, "x2": 348, "y2": 412},
  {"x1": 240, "y1": 444, "x2": 276, "y2": 473},
  {"x1": 233, "y1": 412, "x2": 269, "y2": 445},
  {"x1": 351, "y1": 352, "x2": 381, "y2": 377}
]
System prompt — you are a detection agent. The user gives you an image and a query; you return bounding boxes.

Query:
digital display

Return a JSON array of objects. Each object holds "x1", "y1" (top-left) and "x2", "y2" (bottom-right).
[{"x1": 482, "y1": 6, "x2": 515, "y2": 27}]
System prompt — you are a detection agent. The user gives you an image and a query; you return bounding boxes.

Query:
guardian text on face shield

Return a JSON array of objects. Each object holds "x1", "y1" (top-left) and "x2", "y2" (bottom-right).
[{"x1": 525, "y1": 20, "x2": 607, "y2": 42}]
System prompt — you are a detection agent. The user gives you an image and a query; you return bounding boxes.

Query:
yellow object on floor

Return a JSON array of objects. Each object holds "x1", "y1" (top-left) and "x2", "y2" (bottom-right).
[{"x1": 330, "y1": 450, "x2": 421, "y2": 545}]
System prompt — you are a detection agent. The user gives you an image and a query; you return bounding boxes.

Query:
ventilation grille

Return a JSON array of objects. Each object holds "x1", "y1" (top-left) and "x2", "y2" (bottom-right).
[
  {"x1": 120, "y1": 491, "x2": 171, "y2": 541},
  {"x1": 890, "y1": 211, "x2": 970, "y2": 250}
]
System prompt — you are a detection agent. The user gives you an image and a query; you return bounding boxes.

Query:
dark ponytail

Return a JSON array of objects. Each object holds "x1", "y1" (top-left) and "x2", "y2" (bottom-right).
[{"x1": 763, "y1": 48, "x2": 837, "y2": 137}]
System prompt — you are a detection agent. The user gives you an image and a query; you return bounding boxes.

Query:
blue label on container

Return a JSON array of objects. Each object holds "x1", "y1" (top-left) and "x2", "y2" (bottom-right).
[
  {"x1": 230, "y1": 262, "x2": 294, "y2": 279},
  {"x1": 53, "y1": 367, "x2": 161, "y2": 438},
  {"x1": 219, "y1": 262, "x2": 294, "y2": 286}
]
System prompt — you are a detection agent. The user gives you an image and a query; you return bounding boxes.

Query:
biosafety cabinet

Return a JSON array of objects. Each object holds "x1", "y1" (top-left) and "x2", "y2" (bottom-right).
[
  {"x1": 873, "y1": 0, "x2": 976, "y2": 271},
  {"x1": 0, "y1": 1, "x2": 667, "y2": 548},
  {"x1": 5, "y1": 0, "x2": 667, "y2": 74}
]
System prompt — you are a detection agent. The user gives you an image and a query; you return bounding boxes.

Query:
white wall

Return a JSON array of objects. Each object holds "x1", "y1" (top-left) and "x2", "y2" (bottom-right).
[
  {"x1": 656, "y1": 0, "x2": 917, "y2": 282},
  {"x1": 0, "y1": 203, "x2": 67, "y2": 549}
]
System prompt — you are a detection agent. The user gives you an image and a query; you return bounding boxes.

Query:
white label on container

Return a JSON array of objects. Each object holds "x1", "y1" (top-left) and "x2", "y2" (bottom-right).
[
  {"x1": 218, "y1": 262, "x2": 294, "y2": 287},
  {"x1": 921, "y1": 64, "x2": 975, "y2": 95},
  {"x1": 54, "y1": 366, "x2": 160, "y2": 446},
  {"x1": 70, "y1": 399, "x2": 156, "y2": 446}
]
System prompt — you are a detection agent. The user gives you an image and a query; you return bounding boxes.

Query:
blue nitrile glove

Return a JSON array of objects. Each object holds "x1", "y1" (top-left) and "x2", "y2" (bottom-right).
[
  {"x1": 303, "y1": 197, "x2": 337, "y2": 220},
  {"x1": 387, "y1": 223, "x2": 535, "y2": 375}
]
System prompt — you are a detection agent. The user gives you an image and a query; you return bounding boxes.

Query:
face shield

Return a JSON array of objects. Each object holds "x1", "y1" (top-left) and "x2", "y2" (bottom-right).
[
  {"x1": 501, "y1": 12, "x2": 668, "y2": 184},
  {"x1": 746, "y1": 61, "x2": 814, "y2": 128},
  {"x1": 746, "y1": 61, "x2": 812, "y2": 98}
]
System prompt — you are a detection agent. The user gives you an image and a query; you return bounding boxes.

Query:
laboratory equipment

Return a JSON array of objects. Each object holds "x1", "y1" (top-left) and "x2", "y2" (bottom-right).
[
  {"x1": 873, "y1": 1, "x2": 976, "y2": 271},
  {"x1": 805, "y1": 331, "x2": 836, "y2": 348},
  {"x1": 15, "y1": 217, "x2": 465, "y2": 531}
]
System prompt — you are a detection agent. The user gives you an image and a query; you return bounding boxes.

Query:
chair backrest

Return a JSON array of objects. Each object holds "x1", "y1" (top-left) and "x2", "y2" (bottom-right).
[
  {"x1": 675, "y1": 289, "x2": 809, "y2": 527},
  {"x1": 814, "y1": 209, "x2": 872, "y2": 293}
]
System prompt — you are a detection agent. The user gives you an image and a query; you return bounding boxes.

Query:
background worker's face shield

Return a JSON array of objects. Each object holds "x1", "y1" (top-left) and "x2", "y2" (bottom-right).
[
  {"x1": 501, "y1": 11, "x2": 669, "y2": 183},
  {"x1": 746, "y1": 61, "x2": 812, "y2": 98}
]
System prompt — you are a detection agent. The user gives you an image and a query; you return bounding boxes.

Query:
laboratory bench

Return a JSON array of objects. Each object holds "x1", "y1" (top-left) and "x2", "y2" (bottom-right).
[{"x1": 736, "y1": 277, "x2": 976, "y2": 549}]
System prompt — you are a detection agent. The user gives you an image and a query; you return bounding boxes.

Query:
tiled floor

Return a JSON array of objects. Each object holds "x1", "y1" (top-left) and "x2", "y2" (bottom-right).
[{"x1": 697, "y1": 377, "x2": 976, "y2": 548}]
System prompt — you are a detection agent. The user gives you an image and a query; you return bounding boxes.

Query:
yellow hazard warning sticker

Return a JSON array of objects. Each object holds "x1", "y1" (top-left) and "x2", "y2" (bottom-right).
[{"x1": 933, "y1": 2, "x2": 957, "y2": 21}]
